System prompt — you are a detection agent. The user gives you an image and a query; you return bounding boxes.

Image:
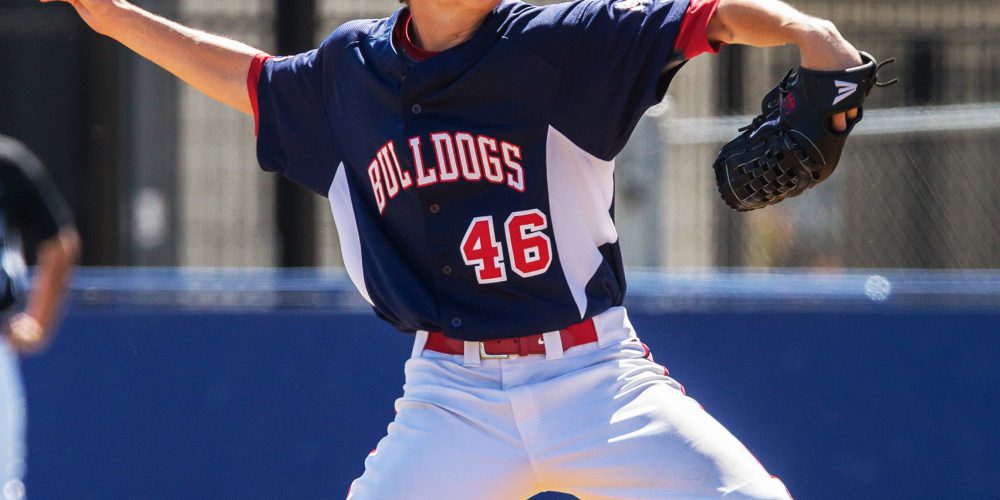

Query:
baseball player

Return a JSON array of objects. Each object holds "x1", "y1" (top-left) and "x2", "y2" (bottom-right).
[
  {"x1": 46, "y1": 0, "x2": 875, "y2": 497},
  {"x1": 0, "y1": 135, "x2": 79, "y2": 500}
]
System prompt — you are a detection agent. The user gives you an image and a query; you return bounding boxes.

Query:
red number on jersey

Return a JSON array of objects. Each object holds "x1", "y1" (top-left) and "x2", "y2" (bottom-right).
[
  {"x1": 461, "y1": 216, "x2": 507, "y2": 284},
  {"x1": 460, "y1": 210, "x2": 553, "y2": 284},
  {"x1": 505, "y1": 209, "x2": 552, "y2": 278}
]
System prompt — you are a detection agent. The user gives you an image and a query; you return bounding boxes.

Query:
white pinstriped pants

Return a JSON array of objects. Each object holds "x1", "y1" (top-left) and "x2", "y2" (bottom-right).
[
  {"x1": 348, "y1": 307, "x2": 791, "y2": 499},
  {"x1": 0, "y1": 339, "x2": 25, "y2": 500}
]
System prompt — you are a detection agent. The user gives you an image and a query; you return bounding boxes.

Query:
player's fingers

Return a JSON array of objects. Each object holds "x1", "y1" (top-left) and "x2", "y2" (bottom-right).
[
  {"x1": 831, "y1": 107, "x2": 860, "y2": 133},
  {"x1": 831, "y1": 112, "x2": 847, "y2": 133}
]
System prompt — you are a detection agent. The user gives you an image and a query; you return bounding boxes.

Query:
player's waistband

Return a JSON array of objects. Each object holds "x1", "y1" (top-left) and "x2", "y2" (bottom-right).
[{"x1": 414, "y1": 307, "x2": 634, "y2": 364}]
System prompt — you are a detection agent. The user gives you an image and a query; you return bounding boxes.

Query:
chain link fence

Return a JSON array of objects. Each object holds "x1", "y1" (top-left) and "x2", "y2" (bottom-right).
[
  {"x1": 176, "y1": 0, "x2": 276, "y2": 266},
  {"x1": 660, "y1": 105, "x2": 1000, "y2": 269},
  {"x1": 164, "y1": 0, "x2": 999, "y2": 269}
]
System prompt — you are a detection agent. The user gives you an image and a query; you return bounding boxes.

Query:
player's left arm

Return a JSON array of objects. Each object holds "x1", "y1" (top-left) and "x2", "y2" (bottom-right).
[
  {"x1": 705, "y1": 0, "x2": 862, "y2": 131},
  {"x1": 5, "y1": 151, "x2": 80, "y2": 355},
  {"x1": 8, "y1": 228, "x2": 79, "y2": 354}
]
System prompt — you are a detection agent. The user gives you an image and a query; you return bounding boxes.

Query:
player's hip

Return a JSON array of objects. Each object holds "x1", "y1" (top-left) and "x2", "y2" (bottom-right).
[{"x1": 404, "y1": 306, "x2": 674, "y2": 392}]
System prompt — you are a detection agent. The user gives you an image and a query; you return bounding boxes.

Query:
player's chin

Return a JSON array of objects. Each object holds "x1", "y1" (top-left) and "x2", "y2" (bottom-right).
[{"x1": 444, "y1": 0, "x2": 503, "y2": 11}]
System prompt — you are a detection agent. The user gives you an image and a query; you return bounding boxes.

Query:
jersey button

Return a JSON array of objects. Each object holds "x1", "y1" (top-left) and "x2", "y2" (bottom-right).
[
  {"x1": 451, "y1": 317, "x2": 463, "y2": 328},
  {"x1": 411, "y1": 104, "x2": 422, "y2": 115},
  {"x1": 441, "y1": 265, "x2": 452, "y2": 276},
  {"x1": 428, "y1": 203, "x2": 440, "y2": 214}
]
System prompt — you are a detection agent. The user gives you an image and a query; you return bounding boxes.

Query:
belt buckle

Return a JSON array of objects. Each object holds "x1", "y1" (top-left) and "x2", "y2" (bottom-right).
[{"x1": 479, "y1": 342, "x2": 509, "y2": 360}]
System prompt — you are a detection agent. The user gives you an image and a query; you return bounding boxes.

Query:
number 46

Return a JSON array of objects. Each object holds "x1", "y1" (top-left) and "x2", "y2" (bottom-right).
[{"x1": 460, "y1": 209, "x2": 552, "y2": 284}]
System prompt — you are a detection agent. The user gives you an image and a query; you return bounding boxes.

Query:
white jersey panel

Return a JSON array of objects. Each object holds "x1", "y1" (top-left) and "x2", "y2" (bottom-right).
[
  {"x1": 545, "y1": 126, "x2": 619, "y2": 318},
  {"x1": 328, "y1": 165, "x2": 373, "y2": 306}
]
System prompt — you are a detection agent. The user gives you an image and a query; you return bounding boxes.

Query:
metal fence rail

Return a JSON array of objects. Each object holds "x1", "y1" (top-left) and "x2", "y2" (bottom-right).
[
  {"x1": 69, "y1": 268, "x2": 1000, "y2": 313},
  {"x1": 662, "y1": 103, "x2": 1000, "y2": 143}
]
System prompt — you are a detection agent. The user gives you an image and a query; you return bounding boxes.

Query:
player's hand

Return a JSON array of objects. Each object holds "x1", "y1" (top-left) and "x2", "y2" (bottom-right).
[
  {"x1": 5, "y1": 313, "x2": 50, "y2": 356},
  {"x1": 795, "y1": 21, "x2": 863, "y2": 132},
  {"x1": 39, "y1": 0, "x2": 128, "y2": 36}
]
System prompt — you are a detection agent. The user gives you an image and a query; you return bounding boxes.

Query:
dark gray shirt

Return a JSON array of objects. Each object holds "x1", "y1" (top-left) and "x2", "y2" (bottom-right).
[{"x1": 0, "y1": 135, "x2": 73, "y2": 311}]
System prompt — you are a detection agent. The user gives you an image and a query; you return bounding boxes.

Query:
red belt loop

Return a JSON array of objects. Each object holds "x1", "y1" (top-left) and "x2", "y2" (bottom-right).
[{"x1": 424, "y1": 318, "x2": 598, "y2": 358}]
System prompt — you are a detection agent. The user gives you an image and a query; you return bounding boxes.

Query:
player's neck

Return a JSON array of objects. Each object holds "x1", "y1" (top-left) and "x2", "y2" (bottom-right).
[{"x1": 407, "y1": 3, "x2": 493, "y2": 53}]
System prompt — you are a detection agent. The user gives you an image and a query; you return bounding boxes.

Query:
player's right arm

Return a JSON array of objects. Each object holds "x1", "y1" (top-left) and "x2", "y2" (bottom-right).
[{"x1": 41, "y1": 0, "x2": 264, "y2": 115}]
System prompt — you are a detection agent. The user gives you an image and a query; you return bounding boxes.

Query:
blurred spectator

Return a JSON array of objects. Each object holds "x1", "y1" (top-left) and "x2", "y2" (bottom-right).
[{"x1": 0, "y1": 134, "x2": 79, "y2": 500}]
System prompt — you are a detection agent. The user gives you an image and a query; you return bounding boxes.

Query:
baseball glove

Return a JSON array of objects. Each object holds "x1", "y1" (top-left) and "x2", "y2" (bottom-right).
[{"x1": 713, "y1": 51, "x2": 897, "y2": 211}]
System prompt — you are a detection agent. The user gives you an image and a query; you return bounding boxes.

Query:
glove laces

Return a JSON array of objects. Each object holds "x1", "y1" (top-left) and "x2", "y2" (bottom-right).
[{"x1": 737, "y1": 68, "x2": 795, "y2": 134}]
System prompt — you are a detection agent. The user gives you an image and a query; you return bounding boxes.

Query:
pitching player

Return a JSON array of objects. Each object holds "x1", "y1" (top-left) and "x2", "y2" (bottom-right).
[
  {"x1": 0, "y1": 135, "x2": 79, "y2": 500},
  {"x1": 46, "y1": 0, "x2": 873, "y2": 497}
]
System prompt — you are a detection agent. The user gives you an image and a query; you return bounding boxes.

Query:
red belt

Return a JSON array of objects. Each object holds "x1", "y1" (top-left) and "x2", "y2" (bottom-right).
[{"x1": 424, "y1": 318, "x2": 598, "y2": 359}]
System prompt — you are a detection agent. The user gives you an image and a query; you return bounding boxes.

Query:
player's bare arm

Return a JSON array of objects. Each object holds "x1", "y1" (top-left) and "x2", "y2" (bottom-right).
[
  {"x1": 40, "y1": 0, "x2": 263, "y2": 115},
  {"x1": 6, "y1": 228, "x2": 80, "y2": 354},
  {"x1": 707, "y1": 0, "x2": 862, "y2": 131}
]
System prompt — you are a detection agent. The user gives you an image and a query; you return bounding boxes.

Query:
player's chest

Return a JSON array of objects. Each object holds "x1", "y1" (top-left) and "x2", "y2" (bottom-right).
[
  {"x1": 331, "y1": 43, "x2": 565, "y2": 214},
  {"x1": 333, "y1": 38, "x2": 564, "y2": 133}
]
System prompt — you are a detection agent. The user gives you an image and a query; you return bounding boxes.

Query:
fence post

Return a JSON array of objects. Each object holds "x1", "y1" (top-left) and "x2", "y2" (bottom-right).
[{"x1": 275, "y1": 0, "x2": 318, "y2": 267}]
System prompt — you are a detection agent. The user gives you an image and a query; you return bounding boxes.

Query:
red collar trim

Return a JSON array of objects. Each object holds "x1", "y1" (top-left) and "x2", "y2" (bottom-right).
[{"x1": 394, "y1": 12, "x2": 439, "y2": 62}]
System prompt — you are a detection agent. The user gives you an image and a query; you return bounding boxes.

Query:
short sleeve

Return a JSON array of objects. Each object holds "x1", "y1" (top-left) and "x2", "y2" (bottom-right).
[
  {"x1": 674, "y1": 0, "x2": 722, "y2": 60},
  {"x1": 0, "y1": 138, "x2": 73, "y2": 242},
  {"x1": 551, "y1": 0, "x2": 690, "y2": 160},
  {"x1": 254, "y1": 42, "x2": 343, "y2": 196}
]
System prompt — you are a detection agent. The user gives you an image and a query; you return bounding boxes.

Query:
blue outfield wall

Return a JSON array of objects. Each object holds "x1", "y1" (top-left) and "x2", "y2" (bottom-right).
[{"x1": 17, "y1": 269, "x2": 1000, "y2": 499}]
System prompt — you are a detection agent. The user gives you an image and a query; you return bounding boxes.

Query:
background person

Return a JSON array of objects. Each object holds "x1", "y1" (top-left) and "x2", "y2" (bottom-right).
[{"x1": 0, "y1": 135, "x2": 80, "y2": 500}]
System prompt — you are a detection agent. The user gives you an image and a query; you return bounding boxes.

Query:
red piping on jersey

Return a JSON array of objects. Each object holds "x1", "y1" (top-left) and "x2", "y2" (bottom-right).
[
  {"x1": 248, "y1": 52, "x2": 271, "y2": 136},
  {"x1": 395, "y1": 4, "x2": 718, "y2": 62},
  {"x1": 674, "y1": 0, "x2": 723, "y2": 60},
  {"x1": 394, "y1": 12, "x2": 440, "y2": 62}
]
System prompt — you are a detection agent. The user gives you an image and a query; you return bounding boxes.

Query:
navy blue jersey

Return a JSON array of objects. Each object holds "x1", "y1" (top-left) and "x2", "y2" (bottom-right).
[{"x1": 253, "y1": 0, "x2": 717, "y2": 340}]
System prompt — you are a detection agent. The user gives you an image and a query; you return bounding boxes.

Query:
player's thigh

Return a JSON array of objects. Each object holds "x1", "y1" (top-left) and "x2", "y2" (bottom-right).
[
  {"x1": 544, "y1": 350, "x2": 789, "y2": 499},
  {"x1": 615, "y1": 383, "x2": 789, "y2": 499},
  {"x1": 348, "y1": 370, "x2": 537, "y2": 499}
]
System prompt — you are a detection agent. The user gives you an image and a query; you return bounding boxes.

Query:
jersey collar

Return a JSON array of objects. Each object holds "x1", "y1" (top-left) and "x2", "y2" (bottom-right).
[{"x1": 369, "y1": 3, "x2": 512, "y2": 86}]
